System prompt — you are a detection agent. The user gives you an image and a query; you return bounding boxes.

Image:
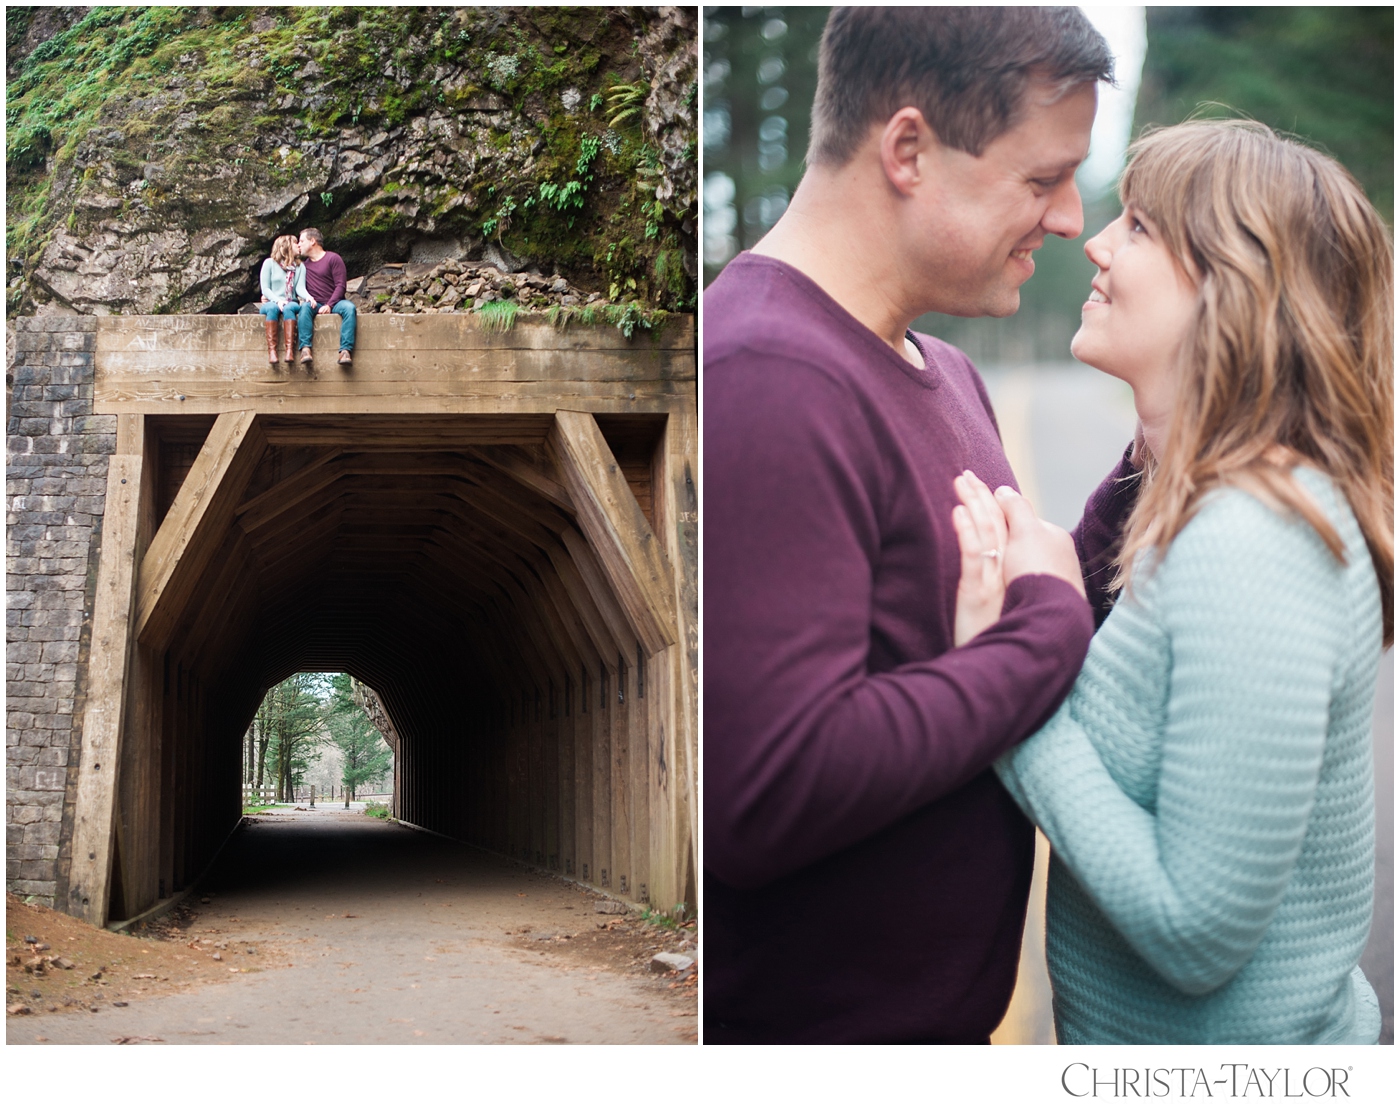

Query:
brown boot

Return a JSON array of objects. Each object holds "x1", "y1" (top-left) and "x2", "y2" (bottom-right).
[
  {"x1": 299, "y1": 346, "x2": 314, "y2": 366},
  {"x1": 282, "y1": 319, "x2": 296, "y2": 363},
  {"x1": 264, "y1": 319, "x2": 279, "y2": 365}
]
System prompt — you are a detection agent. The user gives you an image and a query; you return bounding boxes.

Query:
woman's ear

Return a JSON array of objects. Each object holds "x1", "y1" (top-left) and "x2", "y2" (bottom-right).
[{"x1": 879, "y1": 107, "x2": 931, "y2": 197}]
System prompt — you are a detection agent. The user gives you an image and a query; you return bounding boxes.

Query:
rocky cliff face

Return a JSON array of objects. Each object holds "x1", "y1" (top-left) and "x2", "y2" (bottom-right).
[{"x1": 6, "y1": 6, "x2": 696, "y2": 320}]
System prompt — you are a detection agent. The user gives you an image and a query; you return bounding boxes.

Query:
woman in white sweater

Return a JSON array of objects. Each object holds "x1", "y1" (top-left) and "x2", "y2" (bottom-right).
[
  {"x1": 953, "y1": 120, "x2": 1392, "y2": 1043},
  {"x1": 258, "y1": 234, "x2": 309, "y2": 365}
]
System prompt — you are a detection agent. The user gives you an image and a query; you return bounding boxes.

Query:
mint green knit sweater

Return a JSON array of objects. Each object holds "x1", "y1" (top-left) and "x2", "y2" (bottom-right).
[{"x1": 996, "y1": 469, "x2": 1381, "y2": 1044}]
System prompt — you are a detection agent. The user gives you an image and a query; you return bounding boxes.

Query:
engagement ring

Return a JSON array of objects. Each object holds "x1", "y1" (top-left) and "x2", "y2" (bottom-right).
[{"x1": 980, "y1": 549, "x2": 1002, "y2": 560}]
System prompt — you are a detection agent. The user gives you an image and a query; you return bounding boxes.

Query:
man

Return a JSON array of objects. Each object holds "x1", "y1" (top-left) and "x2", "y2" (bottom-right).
[
  {"x1": 705, "y1": 8, "x2": 1130, "y2": 1043},
  {"x1": 296, "y1": 227, "x2": 356, "y2": 366}
]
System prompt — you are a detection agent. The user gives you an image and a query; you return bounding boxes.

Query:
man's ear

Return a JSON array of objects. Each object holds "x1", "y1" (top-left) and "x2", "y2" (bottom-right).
[{"x1": 879, "y1": 107, "x2": 931, "y2": 197}]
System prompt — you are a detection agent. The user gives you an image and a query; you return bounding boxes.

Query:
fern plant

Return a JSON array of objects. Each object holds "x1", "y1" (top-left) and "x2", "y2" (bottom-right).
[{"x1": 606, "y1": 79, "x2": 649, "y2": 129}]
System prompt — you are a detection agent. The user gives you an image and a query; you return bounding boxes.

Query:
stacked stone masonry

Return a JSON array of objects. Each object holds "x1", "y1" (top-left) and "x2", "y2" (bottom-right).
[{"x1": 6, "y1": 315, "x2": 110, "y2": 908}]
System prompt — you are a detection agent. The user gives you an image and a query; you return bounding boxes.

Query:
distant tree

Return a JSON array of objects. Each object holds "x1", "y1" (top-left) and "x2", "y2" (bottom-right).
[
  {"x1": 260, "y1": 674, "x2": 325, "y2": 802},
  {"x1": 325, "y1": 673, "x2": 393, "y2": 801}
]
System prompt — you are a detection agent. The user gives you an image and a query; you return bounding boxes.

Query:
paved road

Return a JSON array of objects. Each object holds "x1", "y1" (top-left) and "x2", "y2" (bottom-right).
[
  {"x1": 9, "y1": 809, "x2": 695, "y2": 1045},
  {"x1": 983, "y1": 362, "x2": 1394, "y2": 1045}
]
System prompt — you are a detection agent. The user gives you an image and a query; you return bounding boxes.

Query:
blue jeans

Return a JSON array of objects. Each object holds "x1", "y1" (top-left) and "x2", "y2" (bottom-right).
[
  {"x1": 259, "y1": 300, "x2": 301, "y2": 322},
  {"x1": 297, "y1": 299, "x2": 357, "y2": 352}
]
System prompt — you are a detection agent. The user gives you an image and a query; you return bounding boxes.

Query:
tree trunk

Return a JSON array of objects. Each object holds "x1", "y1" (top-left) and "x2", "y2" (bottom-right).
[{"x1": 255, "y1": 717, "x2": 269, "y2": 791}]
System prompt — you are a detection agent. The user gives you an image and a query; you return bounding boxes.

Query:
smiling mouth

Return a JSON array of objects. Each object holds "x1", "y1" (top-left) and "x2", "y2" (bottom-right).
[
  {"x1": 1087, "y1": 289, "x2": 1109, "y2": 304},
  {"x1": 1011, "y1": 249, "x2": 1034, "y2": 262}
]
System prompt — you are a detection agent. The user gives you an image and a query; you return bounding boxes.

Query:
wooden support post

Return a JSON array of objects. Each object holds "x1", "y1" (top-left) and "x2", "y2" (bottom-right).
[
  {"x1": 659, "y1": 406, "x2": 698, "y2": 912},
  {"x1": 68, "y1": 454, "x2": 143, "y2": 925},
  {"x1": 134, "y1": 411, "x2": 266, "y2": 650},
  {"x1": 549, "y1": 411, "x2": 677, "y2": 655}
]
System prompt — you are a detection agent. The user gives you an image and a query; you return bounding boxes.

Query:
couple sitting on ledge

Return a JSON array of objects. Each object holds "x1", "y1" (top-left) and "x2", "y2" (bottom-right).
[{"x1": 258, "y1": 227, "x2": 356, "y2": 367}]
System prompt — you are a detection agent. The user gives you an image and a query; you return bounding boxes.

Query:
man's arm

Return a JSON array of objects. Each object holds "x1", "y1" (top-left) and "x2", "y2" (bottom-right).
[
  {"x1": 705, "y1": 356, "x2": 1094, "y2": 890},
  {"x1": 327, "y1": 253, "x2": 347, "y2": 306}
]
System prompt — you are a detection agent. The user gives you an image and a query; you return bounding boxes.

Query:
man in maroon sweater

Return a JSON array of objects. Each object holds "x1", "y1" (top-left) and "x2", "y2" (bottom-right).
[
  {"x1": 296, "y1": 226, "x2": 356, "y2": 366},
  {"x1": 705, "y1": 9, "x2": 1130, "y2": 1043}
]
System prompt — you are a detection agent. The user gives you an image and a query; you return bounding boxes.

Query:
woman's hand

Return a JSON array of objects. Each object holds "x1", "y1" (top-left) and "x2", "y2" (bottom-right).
[
  {"x1": 995, "y1": 486, "x2": 1087, "y2": 599},
  {"x1": 951, "y1": 471, "x2": 1010, "y2": 646}
]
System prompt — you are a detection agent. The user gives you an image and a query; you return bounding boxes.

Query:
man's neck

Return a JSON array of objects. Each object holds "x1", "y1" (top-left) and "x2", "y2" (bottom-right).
[
  {"x1": 750, "y1": 169, "x2": 923, "y2": 367},
  {"x1": 307, "y1": 246, "x2": 326, "y2": 262}
]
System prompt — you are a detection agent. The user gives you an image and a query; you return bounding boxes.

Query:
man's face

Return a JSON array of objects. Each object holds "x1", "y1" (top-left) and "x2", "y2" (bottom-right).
[
  {"x1": 904, "y1": 80, "x2": 1097, "y2": 318},
  {"x1": 297, "y1": 232, "x2": 314, "y2": 256}
]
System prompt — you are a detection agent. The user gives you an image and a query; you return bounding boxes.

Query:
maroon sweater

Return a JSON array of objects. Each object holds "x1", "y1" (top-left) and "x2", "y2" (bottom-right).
[
  {"x1": 704, "y1": 253, "x2": 1122, "y2": 1043},
  {"x1": 302, "y1": 250, "x2": 347, "y2": 306}
]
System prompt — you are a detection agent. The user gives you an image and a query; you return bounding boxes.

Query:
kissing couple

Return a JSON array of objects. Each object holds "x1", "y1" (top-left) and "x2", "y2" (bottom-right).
[{"x1": 257, "y1": 227, "x2": 357, "y2": 367}]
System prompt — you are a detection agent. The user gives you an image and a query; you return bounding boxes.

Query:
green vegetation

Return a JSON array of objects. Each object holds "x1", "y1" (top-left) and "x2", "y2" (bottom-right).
[
  {"x1": 243, "y1": 673, "x2": 393, "y2": 802},
  {"x1": 704, "y1": 8, "x2": 1390, "y2": 361},
  {"x1": 605, "y1": 79, "x2": 649, "y2": 129},
  {"x1": 325, "y1": 673, "x2": 393, "y2": 799},
  {"x1": 546, "y1": 303, "x2": 602, "y2": 329},
  {"x1": 364, "y1": 802, "x2": 393, "y2": 820},
  {"x1": 251, "y1": 674, "x2": 324, "y2": 804},
  {"x1": 7, "y1": 7, "x2": 695, "y2": 314},
  {"x1": 604, "y1": 301, "x2": 665, "y2": 340},
  {"x1": 475, "y1": 298, "x2": 521, "y2": 331},
  {"x1": 1132, "y1": 7, "x2": 1392, "y2": 223},
  {"x1": 637, "y1": 903, "x2": 691, "y2": 930}
]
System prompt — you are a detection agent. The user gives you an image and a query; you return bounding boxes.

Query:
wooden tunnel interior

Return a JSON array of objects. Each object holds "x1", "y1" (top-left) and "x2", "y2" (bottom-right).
[{"x1": 90, "y1": 408, "x2": 696, "y2": 925}]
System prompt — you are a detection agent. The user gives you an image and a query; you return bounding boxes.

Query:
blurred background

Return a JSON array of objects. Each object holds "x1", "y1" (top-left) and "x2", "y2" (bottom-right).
[
  {"x1": 702, "y1": 6, "x2": 1394, "y2": 1044},
  {"x1": 704, "y1": 7, "x2": 1392, "y2": 360}
]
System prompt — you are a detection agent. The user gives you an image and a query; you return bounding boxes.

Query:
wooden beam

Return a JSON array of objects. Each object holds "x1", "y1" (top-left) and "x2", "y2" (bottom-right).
[
  {"x1": 558, "y1": 527, "x2": 636, "y2": 659},
  {"x1": 468, "y1": 446, "x2": 575, "y2": 512},
  {"x1": 234, "y1": 448, "x2": 343, "y2": 529},
  {"x1": 135, "y1": 412, "x2": 266, "y2": 650},
  {"x1": 93, "y1": 315, "x2": 695, "y2": 415},
  {"x1": 549, "y1": 411, "x2": 677, "y2": 655},
  {"x1": 68, "y1": 454, "x2": 143, "y2": 925}
]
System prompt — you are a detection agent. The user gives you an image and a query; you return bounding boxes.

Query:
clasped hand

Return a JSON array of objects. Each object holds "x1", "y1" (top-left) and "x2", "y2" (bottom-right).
[{"x1": 950, "y1": 471, "x2": 1086, "y2": 647}]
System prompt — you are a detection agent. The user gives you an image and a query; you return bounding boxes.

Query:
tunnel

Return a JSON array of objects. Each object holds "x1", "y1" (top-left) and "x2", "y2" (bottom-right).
[{"x1": 61, "y1": 314, "x2": 696, "y2": 928}]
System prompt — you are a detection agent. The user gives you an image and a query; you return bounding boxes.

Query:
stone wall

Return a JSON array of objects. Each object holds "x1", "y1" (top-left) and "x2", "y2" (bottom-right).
[{"x1": 6, "y1": 316, "x2": 112, "y2": 909}]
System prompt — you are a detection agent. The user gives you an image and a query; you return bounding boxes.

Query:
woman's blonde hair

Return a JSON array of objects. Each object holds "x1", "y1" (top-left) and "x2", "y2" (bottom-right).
[
  {"x1": 1113, "y1": 119, "x2": 1393, "y2": 645},
  {"x1": 271, "y1": 234, "x2": 299, "y2": 269}
]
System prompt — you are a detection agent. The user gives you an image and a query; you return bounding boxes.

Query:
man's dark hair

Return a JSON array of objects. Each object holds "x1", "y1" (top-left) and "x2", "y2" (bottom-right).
[
  {"x1": 301, "y1": 227, "x2": 324, "y2": 246},
  {"x1": 809, "y1": 7, "x2": 1114, "y2": 166}
]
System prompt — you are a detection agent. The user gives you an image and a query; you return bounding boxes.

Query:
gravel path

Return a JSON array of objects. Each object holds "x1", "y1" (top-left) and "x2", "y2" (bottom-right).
[{"x1": 8, "y1": 809, "x2": 696, "y2": 1045}]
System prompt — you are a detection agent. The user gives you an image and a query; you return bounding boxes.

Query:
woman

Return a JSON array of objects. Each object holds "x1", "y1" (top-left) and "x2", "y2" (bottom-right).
[
  {"x1": 953, "y1": 120, "x2": 1392, "y2": 1043},
  {"x1": 258, "y1": 234, "x2": 308, "y2": 365}
]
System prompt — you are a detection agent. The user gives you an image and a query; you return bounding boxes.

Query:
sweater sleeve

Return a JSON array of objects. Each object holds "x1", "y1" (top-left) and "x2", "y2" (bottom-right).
[
  {"x1": 259, "y1": 258, "x2": 276, "y2": 302},
  {"x1": 293, "y1": 265, "x2": 310, "y2": 305},
  {"x1": 706, "y1": 353, "x2": 1094, "y2": 890},
  {"x1": 1072, "y1": 444, "x2": 1141, "y2": 628},
  {"x1": 995, "y1": 490, "x2": 1343, "y2": 995},
  {"x1": 327, "y1": 253, "x2": 347, "y2": 305}
]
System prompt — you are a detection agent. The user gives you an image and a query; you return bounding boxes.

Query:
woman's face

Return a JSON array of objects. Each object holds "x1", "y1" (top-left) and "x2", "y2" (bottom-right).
[{"x1": 1070, "y1": 206, "x2": 1198, "y2": 427}]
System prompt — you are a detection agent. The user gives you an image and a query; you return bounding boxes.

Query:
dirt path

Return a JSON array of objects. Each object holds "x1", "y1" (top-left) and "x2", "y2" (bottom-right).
[{"x1": 6, "y1": 809, "x2": 696, "y2": 1044}]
